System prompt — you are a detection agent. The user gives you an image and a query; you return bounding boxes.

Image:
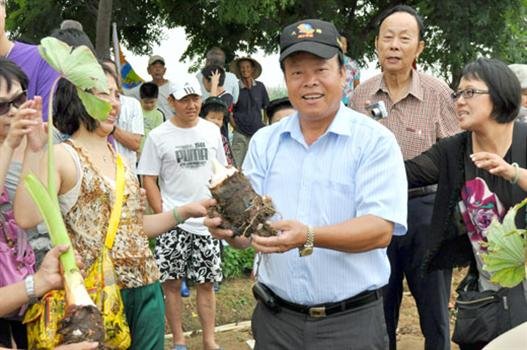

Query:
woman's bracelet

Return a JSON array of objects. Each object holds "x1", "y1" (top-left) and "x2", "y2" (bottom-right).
[
  {"x1": 172, "y1": 207, "x2": 185, "y2": 225},
  {"x1": 510, "y1": 162, "x2": 520, "y2": 184}
]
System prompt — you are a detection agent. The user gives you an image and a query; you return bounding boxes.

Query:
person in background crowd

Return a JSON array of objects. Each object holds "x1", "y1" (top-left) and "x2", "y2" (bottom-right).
[
  {"x1": 201, "y1": 96, "x2": 235, "y2": 166},
  {"x1": 60, "y1": 19, "x2": 83, "y2": 31},
  {"x1": 265, "y1": 97, "x2": 295, "y2": 124},
  {"x1": 340, "y1": 35, "x2": 361, "y2": 105},
  {"x1": 0, "y1": 0, "x2": 59, "y2": 121},
  {"x1": 229, "y1": 56, "x2": 269, "y2": 166},
  {"x1": 139, "y1": 82, "x2": 165, "y2": 152},
  {"x1": 406, "y1": 57, "x2": 527, "y2": 350},
  {"x1": 351, "y1": 5, "x2": 459, "y2": 350},
  {"x1": 103, "y1": 60, "x2": 144, "y2": 173},
  {"x1": 128, "y1": 55, "x2": 174, "y2": 119},
  {"x1": 138, "y1": 77, "x2": 225, "y2": 350},
  {"x1": 50, "y1": 27, "x2": 95, "y2": 53},
  {"x1": 197, "y1": 47, "x2": 240, "y2": 103},
  {"x1": 206, "y1": 18, "x2": 407, "y2": 349},
  {"x1": 201, "y1": 65, "x2": 234, "y2": 140},
  {"x1": 509, "y1": 64, "x2": 527, "y2": 121},
  {"x1": 114, "y1": 93, "x2": 144, "y2": 173}
]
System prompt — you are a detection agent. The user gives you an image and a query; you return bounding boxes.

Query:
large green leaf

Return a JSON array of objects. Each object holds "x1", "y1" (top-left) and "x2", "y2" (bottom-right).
[
  {"x1": 483, "y1": 198, "x2": 527, "y2": 288},
  {"x1": 38, "y1": 37, "x2": 111, "y2": 121},
  {"x1": 77, "y1": 89, "x2": 112, "y2": 122},
  {"x1": 39, "y1": 37, "x2": 108, "y2": 92}
]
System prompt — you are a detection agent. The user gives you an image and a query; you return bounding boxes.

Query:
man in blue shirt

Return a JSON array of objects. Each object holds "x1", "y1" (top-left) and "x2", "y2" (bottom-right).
[{"x1": 206, "y1": 19, "x2": 407, "y2": 349}]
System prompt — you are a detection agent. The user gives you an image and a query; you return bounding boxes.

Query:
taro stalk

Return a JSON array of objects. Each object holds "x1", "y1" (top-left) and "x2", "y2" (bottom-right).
[
  {"x1": 482, "y1": 197, "x2": 527, "y2": 288},
  {"x1": 208, "y1": 159, "x2": 277, "y2": 237},
  {"x1": 23, "y1": 37, "x2": 112, "y2": 345}
]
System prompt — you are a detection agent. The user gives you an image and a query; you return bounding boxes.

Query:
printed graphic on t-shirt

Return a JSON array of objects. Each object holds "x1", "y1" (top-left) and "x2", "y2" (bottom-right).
[{"x1": 175, "y1": 142, "x2": 209, "y2": 169}]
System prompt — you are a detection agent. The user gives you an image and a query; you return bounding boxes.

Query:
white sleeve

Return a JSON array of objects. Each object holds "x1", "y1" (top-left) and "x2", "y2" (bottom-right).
[
  {"x1": 130, "y1": 99, "x2": 145, "y2": 135},
  {"x1": 137, "y1": 135, "x2": 161, "y2": 175}
]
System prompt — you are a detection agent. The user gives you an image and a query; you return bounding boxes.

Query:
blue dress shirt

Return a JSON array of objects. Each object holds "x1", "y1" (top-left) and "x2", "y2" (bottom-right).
[{"x1": 243, "y1": 103, "x2": 408, "y2": 305}]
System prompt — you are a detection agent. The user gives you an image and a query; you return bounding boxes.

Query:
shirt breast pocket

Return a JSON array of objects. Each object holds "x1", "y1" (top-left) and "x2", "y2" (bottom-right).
[{"x1": 313, "y1": 177, "x2": 356, "y2": 222}]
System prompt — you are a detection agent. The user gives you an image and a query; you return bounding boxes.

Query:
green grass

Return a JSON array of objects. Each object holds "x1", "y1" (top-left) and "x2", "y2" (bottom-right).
[{"x1": 267, "y1": 86, "x2": 288, "y2": 100}]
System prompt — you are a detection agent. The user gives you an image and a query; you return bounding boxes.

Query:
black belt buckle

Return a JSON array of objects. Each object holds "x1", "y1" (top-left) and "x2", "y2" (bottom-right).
[{"x1": 252, "y1": 282, "x2": 281, "y2": 314}]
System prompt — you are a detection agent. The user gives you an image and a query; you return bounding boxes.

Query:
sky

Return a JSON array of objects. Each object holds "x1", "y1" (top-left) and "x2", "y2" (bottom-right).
[{"x1": 121, "y1": 27, "x2": 380, "y2": 90}]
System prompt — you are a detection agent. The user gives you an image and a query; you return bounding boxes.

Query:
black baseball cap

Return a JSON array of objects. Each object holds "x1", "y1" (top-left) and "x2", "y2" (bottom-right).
[
  {"x1": 202, "y1": 96, "x2": 227, "y2": 109},
  {"x1": 279, "y1": 19, "x2": 343, "y2": 62}
]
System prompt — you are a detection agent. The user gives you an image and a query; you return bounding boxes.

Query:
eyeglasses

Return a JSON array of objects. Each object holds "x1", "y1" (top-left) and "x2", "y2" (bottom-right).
[
  {"x1": 451, "y1": 88, "x2": 489, "y2": 101},
  {"x1": 0, "y1": 91, "x2": 27, "y2": 115}
]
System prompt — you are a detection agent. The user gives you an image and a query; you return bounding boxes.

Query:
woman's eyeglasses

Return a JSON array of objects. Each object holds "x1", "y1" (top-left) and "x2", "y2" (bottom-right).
[
  {"x1": 451, "y1": 88, "x2": 489, "y2": 101},
  {"x1": 0, "y1": 91, "x2": 27, "y2": 115}
]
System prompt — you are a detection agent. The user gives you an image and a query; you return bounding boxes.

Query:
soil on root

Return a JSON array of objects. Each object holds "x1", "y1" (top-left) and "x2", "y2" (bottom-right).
[
  {"x1": 59, "y1": 304, "x2": 104, "y2": 349},
  {"x1": 209, "y1": 171, "x2": 277, "y2": 237}
]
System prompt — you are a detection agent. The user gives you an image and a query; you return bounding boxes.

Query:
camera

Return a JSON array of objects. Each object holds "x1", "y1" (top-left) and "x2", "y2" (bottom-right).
[{"x1": 365, "y1": 101, "x2": 388, "y2": 120}]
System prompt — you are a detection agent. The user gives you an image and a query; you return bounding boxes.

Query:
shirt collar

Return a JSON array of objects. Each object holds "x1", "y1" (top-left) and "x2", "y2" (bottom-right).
[
  {"x1": 239, "y1": 80, "x2": 257, "y2": 89},
  {"x1": 278, "y1": 103, "x2": 352, "y2": 145},
  {"x1": 377, "y1": 69, "x2": 424, "y2": 101}
]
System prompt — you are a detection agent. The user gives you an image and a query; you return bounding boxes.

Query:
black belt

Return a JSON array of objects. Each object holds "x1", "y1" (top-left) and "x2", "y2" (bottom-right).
[
  {"x1": 408, "y1": 185, "x2": 437, "y2": 199},
  {"x1": 270, "y1": 288, "x2": 381, "y2": 318}
]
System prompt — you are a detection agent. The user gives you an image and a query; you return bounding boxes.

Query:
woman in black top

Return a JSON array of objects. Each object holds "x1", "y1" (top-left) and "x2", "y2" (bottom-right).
[{"x1": 405, "y1": 58, "x2": 527, "y2": 349}]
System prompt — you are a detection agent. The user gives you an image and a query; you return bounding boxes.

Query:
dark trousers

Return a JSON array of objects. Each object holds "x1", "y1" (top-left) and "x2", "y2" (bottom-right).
[
  {"x1": 0, "y1": 318, "x2": 27, "y2": 348},
  {"x1": 252, "y1": 298, "x2": 388, "y2": 349},
  {"x1": 383, "y1": 193, "x2": 452, "y2": 350}
]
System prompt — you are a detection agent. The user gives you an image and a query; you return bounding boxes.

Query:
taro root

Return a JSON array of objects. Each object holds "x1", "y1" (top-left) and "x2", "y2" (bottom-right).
[
  {"x1": 209, "y1": 159, "x2": 278, "y2": 237},
  {"x1": 59, "y1": 305, "x2": 105, "y2": 348}
]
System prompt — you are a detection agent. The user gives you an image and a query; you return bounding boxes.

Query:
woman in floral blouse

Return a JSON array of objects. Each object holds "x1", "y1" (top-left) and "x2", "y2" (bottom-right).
[
  {"x1": 405, "y1": 58, "x2": 527, "y2": 349},
  {"x1": 15, "y1": 63, "x2": 214, "y2": 350}
]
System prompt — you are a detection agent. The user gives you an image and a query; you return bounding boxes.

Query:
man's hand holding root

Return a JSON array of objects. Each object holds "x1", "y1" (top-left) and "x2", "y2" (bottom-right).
[{"x1": 251, "y1": 220, "x2": 308, "y2": 254}]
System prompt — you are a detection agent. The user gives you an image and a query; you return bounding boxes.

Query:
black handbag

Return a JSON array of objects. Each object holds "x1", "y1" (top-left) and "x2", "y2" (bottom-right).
[{"x1": 452, "y1": 263, "x2": 527, "y2": 345}]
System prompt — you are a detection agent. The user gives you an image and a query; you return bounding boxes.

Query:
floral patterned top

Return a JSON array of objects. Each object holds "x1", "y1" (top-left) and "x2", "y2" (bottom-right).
[
  {"x1": 342, "y1": 55, "x2": 360, "y2": 105},
  {"x1": 60, "y1": 141, "x2": 159, "y2": 289},
  {"x1": 459, "y1": 177, "x2": 506, "y2": 291}
]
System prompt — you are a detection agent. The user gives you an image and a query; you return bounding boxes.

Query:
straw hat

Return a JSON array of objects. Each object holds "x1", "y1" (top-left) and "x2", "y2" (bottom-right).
[{"x1": 229, "y1": 57, "x2": 262, "y2": 79}]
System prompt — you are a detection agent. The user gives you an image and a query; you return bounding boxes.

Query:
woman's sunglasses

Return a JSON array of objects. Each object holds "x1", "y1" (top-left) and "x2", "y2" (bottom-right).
[{"x1": 0, "y1": 91, "x2": 28, "y2": 116}]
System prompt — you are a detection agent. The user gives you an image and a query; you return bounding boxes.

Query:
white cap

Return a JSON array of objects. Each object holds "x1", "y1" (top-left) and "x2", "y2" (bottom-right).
[
  {"x1": 169, "y1": 77, "x2": 202, "y2": 100},
  {"x1": 509, "y1": 64, "x2": 527, "y2": 90}
]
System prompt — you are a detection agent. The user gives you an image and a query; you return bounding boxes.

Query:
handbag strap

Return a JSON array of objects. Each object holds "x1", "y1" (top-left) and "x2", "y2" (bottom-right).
[
  {"x1": 511, "y1": 122, "x2": 527, "y2": 206},
  {"x1": 104, "y1": 154, "x2": 126, "y2": 250}
]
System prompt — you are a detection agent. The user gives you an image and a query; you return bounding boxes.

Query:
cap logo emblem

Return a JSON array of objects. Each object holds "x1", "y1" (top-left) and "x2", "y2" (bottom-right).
[
  {"x1": 183, "y1": 85, "x2": 196, "y2": 95},
  {"x1": 294, "y1": 23, "x2": 322, "y2": 39}
]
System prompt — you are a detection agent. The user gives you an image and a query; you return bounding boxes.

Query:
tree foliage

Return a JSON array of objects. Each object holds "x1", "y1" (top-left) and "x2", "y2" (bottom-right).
[
  {"x1": 5, "y1": 0, "x2": 166, "y2": 56},
  {"x1": 6, "y1": 0, "x2": 526, "y2": 87},
  {"x1": 159, "y1": 0, "x2": 527, "y2": 87}
]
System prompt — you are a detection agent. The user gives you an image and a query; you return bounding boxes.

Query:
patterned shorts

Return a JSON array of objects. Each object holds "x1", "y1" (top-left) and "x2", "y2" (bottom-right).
[{"x1": 154, "y1": 227, "x2": 222, "y2": 284}]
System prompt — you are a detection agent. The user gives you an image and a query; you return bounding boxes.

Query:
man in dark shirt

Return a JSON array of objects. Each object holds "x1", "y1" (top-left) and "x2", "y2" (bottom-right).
[{"x1": 229, "y1": 57, "x2": 269, "y2": 166}]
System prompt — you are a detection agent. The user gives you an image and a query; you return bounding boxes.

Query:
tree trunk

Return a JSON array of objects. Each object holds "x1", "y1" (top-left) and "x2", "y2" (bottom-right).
[{"x1": 95, "y1": 0, "x2": 113, "y2": 59}]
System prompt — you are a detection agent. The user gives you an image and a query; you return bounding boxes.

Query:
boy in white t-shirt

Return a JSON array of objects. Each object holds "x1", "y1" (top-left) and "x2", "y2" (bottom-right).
[{"x1": 137, "y1": 77, "x2": 226, "y2": 350}]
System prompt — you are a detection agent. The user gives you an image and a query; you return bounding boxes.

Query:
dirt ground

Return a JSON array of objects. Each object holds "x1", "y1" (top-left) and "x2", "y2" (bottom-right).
[{"x1": 165, "y1": 269, "x2": 467, "y2": 350}]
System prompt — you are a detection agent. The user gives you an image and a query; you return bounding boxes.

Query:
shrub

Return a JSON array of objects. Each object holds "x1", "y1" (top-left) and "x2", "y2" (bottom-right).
[{"x1": 221, "y1": 246, "x2": 256, "y2": 278}]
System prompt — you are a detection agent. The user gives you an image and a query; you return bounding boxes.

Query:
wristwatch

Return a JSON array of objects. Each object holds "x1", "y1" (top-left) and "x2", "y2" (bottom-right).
[
  {"x1": 299, "y1": 225, "x2": 315, "y2": 257},
  {"x1": 24, "y1": 275, "x2": 38, "y2": 304}
]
